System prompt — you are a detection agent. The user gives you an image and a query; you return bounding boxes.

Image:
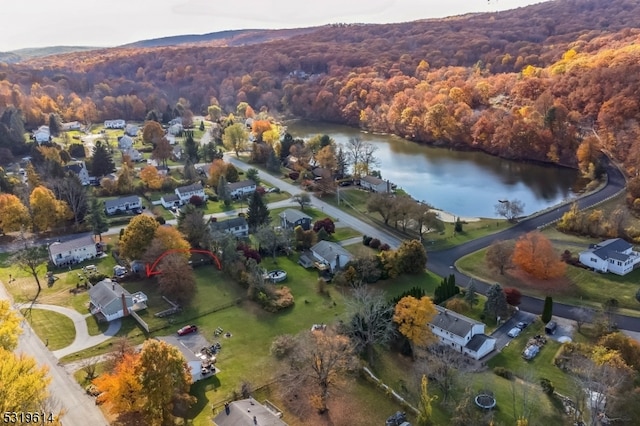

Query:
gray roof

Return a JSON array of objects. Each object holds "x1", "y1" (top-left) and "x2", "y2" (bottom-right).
[
  {"x1": 49, "y1": 234, "x2": 95, "y2": 257},
  {"x1": 228, "y1": 179, "x2": 256, "y2": 191},
  {"x1": 156, "y1": 335, "x2": 201, "y2": 363},
  {"x1": 104, "y1": 195, "x2": 140, "y2": 210},
  {"x1": 89, "y1": 279, "x2": 132, "y2": 316},
  {"x1": 311, "y1": 240, "x2": 352, "y2": 262},
  {"x1": 213, "y1": 398, "x2": 287, "y2": 426},
  {"x1": 279, "y1": 209, "x2": 312, "y2": 224},
  {"x1": 431, "y1": 306, "x2": 481, "y2": 338},
  {"x1": 591, "y1": 238, "x2": 633, "y2": 261},
  {"x1": 64, "y1": 162, "x2": 85, "y2": 174},
  {"x1": 466, "y1": 334, "x2": 494, "y2": 352},
  {"x1": 176, "y1": 182, "x2": 203, "y2": 194},
  {"x1": 163, "y1": 193, "x2": 180, "y2": 202},
  {"x1": 209, "y1": 217, "x2": 248, "y2": 232},
  {"x1": 361, "y1": 175, "x2": 384, "y2": 185}
]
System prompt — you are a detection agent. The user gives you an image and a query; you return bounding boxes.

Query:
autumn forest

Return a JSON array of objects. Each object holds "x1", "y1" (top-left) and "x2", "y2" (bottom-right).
[{"x1": 2, "y1": 0, "x2": 640, "y2": 190}]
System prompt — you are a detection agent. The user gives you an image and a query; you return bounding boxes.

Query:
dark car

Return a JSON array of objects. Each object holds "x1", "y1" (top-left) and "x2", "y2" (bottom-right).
[
  {"x1": 516, "y1": 321, "x2": 528, "y2": 330},
  {"x1": 177, "y1": 325, "x2": 198, "y2": 336}
]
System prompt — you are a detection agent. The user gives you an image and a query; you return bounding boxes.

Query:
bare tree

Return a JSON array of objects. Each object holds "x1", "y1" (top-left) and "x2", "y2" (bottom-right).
[
  {"x1": 292, "y1": 192, "x2": 311, "y2": 210},
  {"x1": 485, "y1": 240, "x2": 514, "y2": 275},
  {"x1": 12, "y1": 240, "x2": 48, "y2": 298},
  {"x1": 255, "y1": 224, "x2": 289, "y2": 260},
  {"x1": 494, "y1": 199, "x2": 525, "y2": 222},
  {"x1": 420, "y1": 345, "x2": 467, "y2": 404},
  {"x1": 570, "y1": 306, "x2": 594, "y2": 333},
  {"x1": 344, "y1": 136, "x2": 379, "y2": 178},
  {"x1": 509, "y1": 369, "x2": 538, "y2": 424},
  {"x1": 50, "y1": 174, "x2": 88, "y2": 227},
  {"x1": 367, "y1": 192, "x2": 396, "y2": 225},
  {"x1": 344, "y1": 284, "x2": 395, "y2": 364}
]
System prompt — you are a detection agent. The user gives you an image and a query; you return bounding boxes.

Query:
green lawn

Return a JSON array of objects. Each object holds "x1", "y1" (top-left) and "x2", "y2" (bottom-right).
[
  {"x1": 21, "y1": 308, "x2": 76, "y2": 351},
  {"x1": 456, "y1": 240, "x2": 640, "y2": 317},
  {"x1": 86, "y1": 315, "x2": 110, "y2": 336}
]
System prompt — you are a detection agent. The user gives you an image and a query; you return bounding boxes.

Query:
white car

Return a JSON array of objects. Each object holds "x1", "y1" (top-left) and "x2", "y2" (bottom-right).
[{"x1": 507, "y1": 327, "x2": 521, "y2": 338}]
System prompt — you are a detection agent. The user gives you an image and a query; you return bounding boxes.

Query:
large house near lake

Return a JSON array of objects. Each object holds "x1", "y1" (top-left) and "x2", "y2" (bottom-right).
[
  {"x1": 578, "y1": 238, "x2": 640, "y2": 276},
  {"x1": 359, "y1": 175, "x2": 394, "y2": 193},
  {"x1": 88, "y1": 278, "x2": 147, "y2": 322},
  {"x1": 299, "y1": 240, "x2": 353, "y2": 273},
  {"x1": 48, "y1": 234, "x2": 99, "y2": 267},
  {"x1": 429, "y1": 306, "x2": 496, "y2": 360}
]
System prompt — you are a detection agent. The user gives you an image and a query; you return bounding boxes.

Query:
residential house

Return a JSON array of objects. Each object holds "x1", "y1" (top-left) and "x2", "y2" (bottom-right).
[
  {"x1": 62, "y1": 121, "x2": 82, "y2": 131},
  {"x1": 209, "y1": 217, "x2": 249, "y2": 238},
  {"x1": 33, "y1": 125, "x2": 50, "y2": 143},
  {"x1": 88, "y1": 278, "x2": 147, "y2": 322},
  {"x1": 64, "y1": 161, "x2": 90, "y2": 185},
  {"x1": 359, "y1": 175, "x2": 393, "y2": 193},
  {"x1": 122, "y1": 148, "x2": 143, "y2": 162},
  {"x1": 578, "y1": 238, "x2": 640, "y2": 276},
  {"x1": 227, "y1": 180, "x2": 256, "y2": 199},
  {"x1": 308, "y1": 240, "x2": 353, "y2": 273},
  {"x1": 157, "y1": 165, "x2": 170, "y2": 176},
  {"x1": 49, "y1": 234, "x2": 98, "y2": 267},
  {"x1": 172, "y1": 146, "x2": 183, "y2": 160},
  {"x1": 176, "y1": 182, "x2": 206, "y2": 203},
  {"x1": 118, "y1": 135, "x2": 134, "y2": 150},
  {"x1": 279, "y1": 209, "x2": 312, "y2": 231},
  {"x1": 124, "y1": 124, "x2": 139, "y2": 136},
  {"x1": 104, "y1": 119, "x2": 126, "y2": 129},
  {"x1": 429, "y1": 306, "x2": 496, "y2": 360},
  {"x1": 213, "y1": 398, "x2": 287, "y2": 426},
  {"x1": 168, "y1": 123, "x2": 183, "y2": 136},
  {"x1": 104, "y1": 195, "x2": 142, "y2": 215},
  {"x1": 156, "y1": 335, "x2": 214, "y2": 383},
  {"x1": 161, "y1": 193, "x2": 181, "y2": 209}
]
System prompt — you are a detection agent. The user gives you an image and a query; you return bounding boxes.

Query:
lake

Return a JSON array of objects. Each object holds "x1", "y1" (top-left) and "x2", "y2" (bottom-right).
[{"x1": 286, "y1": 120, "x2": 582, "y2": 218}]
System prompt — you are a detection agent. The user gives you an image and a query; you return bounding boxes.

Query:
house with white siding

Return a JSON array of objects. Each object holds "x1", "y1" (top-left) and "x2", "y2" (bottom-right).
[
  {"x1": 307, "y1": 240, "x2": 353, "y2": 273},
  {"x1": 227, "y1": 180, "x2": 256, "y2": 199},
  {"x1": 429, "y1": 306, "x2": 496, "y2": 360},
  {"x1": 359, "y1": 175, "x2": 393, "y2": 193},
  {"x1": 118, "y1": 135, "x2": 134, "y2": 150},
  {"x1": 176, "y1": 182, "x2": 206, "y2": 203},
  {"x1": 104, "y1": 195, "x2": 142, "y2": 215},
  {"x1": 33, "y1": 125, "x2": 50, "y2": 144},
  {"x1": 49, "y1": 234, "x2": 98, "y2": 267},
  {"x1": 579, "y1": 238, "x2": 640, "y2": 276},
  {"x1": 88, "y1": 278, "x2": 147, "y2": 322},
  {"x1": 64, "y1": 161, "x2": 90, "y2": 185},
  {"x1": 104, "y1": 119, "x2": 126, "y2": 129},
  {"x1": 209, "y1": 217, "x2": 249, "y2": 238}
]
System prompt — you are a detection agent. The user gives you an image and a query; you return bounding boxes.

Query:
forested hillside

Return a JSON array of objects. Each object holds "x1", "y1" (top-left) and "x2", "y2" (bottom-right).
[{"x1": 1, "y1": 0, "x2": 640, "y2": 175}]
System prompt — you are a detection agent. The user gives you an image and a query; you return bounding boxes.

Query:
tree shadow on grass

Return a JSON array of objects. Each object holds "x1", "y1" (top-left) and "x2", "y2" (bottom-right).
[{"x1": 186, "y1": 375, "x2": 221, "y2": 421}]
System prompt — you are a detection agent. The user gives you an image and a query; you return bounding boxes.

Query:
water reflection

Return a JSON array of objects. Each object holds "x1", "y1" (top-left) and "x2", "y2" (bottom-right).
[{"x1": 287, "y1": 120, "x2": 581, "y2": 218}]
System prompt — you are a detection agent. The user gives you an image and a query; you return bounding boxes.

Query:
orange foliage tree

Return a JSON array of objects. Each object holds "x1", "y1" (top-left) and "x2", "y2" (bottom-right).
[
  {"x1": 94, "y1": 352, "x2": 144, "y2": 414},
  {"x1": 512, "y1": 231, "x2": 566, "y2": 279}
]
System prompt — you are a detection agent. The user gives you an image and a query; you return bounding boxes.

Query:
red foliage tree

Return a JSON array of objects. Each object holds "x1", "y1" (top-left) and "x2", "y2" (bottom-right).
[
  {"x1": 504, "y1": 287, "x2": 522, "y2": 306},
  {"x1": 313, "y1": 218, "x2": 335, "y2": 234}
]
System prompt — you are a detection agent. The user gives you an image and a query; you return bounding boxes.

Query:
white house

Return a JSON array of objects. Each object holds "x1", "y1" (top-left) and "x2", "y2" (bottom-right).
[
  {"x1": 124, "y1": 124, "x2": 139, "y2": 136},
  {"x1": 49, "y1": 234, "x2": 98, "y2": 267},
  {"x1": 104, "y1": 195, "x2": 142, "y2": 215},
  {"x1": 88, "y1": 278, "x2": 147, "y2": 322},
  {"x1": 122, "y1": 148, "x2": 143, "y2": 162},
  {"x1": 227, "y1": 180, "x2": 256, "y2": 199},
  {"x1": 168, "y1": 123, "x2": 183, "y2": 136},
  {"x1": 161, "y1": 194, "x2": 181, "y2": 209},
  {"x1": 359, "y1": 175, "x2": 393, "y2": 193},
  {"x1": 309, "y1": 240, "x2": 353, "y2": 273},
  {"x1": 176, "y1": 182, "x2": 206, "y2": 203},
  {"x1": 62, "y1": 121, "x2": 82, "y2": 131},
  {"x1": 156, "y1": 335, "x2": 215, "y2": 383},
  {"x1": 429, "y1": 306, "x2": 496, "y2": 360},
  {"x1": 104, "y1": 119, "x2": 126, "y2": 129},
  {"x1": 579, "y1": 238, "x2": 640, "y2": 276},
  {"x1": 118, "y1": 135, "x2": 134, "y2": 150},
  {"x1": 209, "y1": 217, "x2": 249, "y2": 238},
  {"x1": 64, "y1": 161, "x2": 90, "y2": 185},
  {"x1": 33, "y1": 125, "x2": 50, "y2": 144}
]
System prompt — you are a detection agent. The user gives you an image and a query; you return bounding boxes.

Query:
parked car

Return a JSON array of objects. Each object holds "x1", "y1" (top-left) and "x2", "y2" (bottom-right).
[
  {"x1": 507, "y1": 327, "x2": 521, "y2": 338},
  {"x1": 516, "y1": 321, "x2": 528, "y2": 330},
  {"x1": 522, "y1": 344, "x2": 540, "y2": 360},
  {"x1": 177, "y1": 325, "x2": 198, "y2": 336}
]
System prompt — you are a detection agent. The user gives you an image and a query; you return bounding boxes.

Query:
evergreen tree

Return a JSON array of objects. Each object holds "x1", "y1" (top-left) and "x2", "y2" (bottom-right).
[
  {"x1": 541, "y1": 296, "x2": 553, "y2": 323},
  {"x1": 483, "y1": 283, "x2": 508, "y2": 322},
  {"x1": 88, "y1": 198, "x2": 109, "y2": 241},
  {"x1": 184, "y1": 131, "x2": 199, "y2": 162},
  {"x1": 246, "y1": 167, "x2": 261, "y2": 187},
  {"x1": 90, "y1": 140, "x2": 115, "y2": 177},
  {"x1": 217, "y1": 175, "x2": 231, "y2": 206},
  {"x1": 464, "y1": 279, "x2": 479, "y2": 307},
  {"x1": 182, "y1": 159, "x2": 198, "y2": 182},
  {"x1": 199, "y1": 120, "x2": 205, "y2": 131},
  {"x1": 266, "y1": 147, "x2": 281, "y2": 172},
  {"x1": 454, "y1": 217, "x2": 463, "y2": 233},
  {"x1": 246, "y1": 191, "x2": 269, "y2": 231},
  {"x1": 48, "y1": 113, "x2": 62, "y2": 137}
]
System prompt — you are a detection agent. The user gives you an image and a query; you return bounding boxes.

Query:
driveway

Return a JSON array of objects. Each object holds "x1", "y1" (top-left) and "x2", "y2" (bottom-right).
[
  {"x1": 490, "y1": 310, "x2": 537, "y2": 352},
  {"x1": 19, "y1": 303, "x2": 122, "y2": 358}
]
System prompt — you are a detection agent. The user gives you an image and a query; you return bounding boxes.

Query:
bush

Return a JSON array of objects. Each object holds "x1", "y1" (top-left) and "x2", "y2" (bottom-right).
[
  {"x1": 69, "y1": 143, "x2": 86, "y2": 158},
  {"x1": 288, "y1": 171, "x2": 299, "y2": 180},
  {"x1": 540, "y1": 378, "x2": 555, "y2": 395},
  {"x1": 189, "y1": 195, "x2": 204, "y2": 206},
  {"x1": 155, "y1": 216, "x2": 166, "y2": 224},
  {"x1": 369, "y1": 238, "x2": 381, "y2": 249},
  {"x1": 380, "y1": 243, "x2": 391, "y2": 251},
  {"x1": 363, "y1": 235, "x2": 373, "y2": 246},
  {"x1": 88, "y1": 273, "x2": 108, "y2": 284},
  {"x1": 493, "y1": 367, "x2": 514, "y2": 380}
]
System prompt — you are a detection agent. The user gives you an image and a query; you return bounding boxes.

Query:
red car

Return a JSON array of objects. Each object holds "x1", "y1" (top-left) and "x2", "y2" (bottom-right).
[{"x1": 177, "y1": 325, "x2": 198, "y2": 336}]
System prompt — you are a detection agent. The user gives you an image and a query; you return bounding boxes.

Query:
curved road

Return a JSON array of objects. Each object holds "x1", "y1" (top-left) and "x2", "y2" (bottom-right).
[{"x1": 428, "y1": 158, "x2": 640, "y2": 331}]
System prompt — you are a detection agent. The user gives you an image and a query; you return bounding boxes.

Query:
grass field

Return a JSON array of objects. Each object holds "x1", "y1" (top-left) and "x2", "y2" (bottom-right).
[{"x1": 21, "y1": 308, "x2": 76, "y2": 351}]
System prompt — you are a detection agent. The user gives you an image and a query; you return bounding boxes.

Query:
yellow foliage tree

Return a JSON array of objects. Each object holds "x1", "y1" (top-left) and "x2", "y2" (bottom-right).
[
  {"x1": 29, "y1": 185, "x2": 72, "y2": 232},
  {"x1": 393, "y1": 296, "x2": 437, "y2": 351},
  {"x1": 119, "y1": 214, "x2": 159, "y2": 260},
  {"x1": 0, "y1": 193, "x2": 30, "y2": 233},
  {"x1": 416, "y1": 375, "x2": 437, "y2": 426},
  {"x1": 0, "y1": 300, "x2": 21, "y2": 351},
  {"x1": 0, "y1": 348, "x2": 51, "y2": 413},
  {"x1": 512, "y1": 231, "x2": 566, "y2": 279},
  {"x1": 140, "y1": 165, "x2": 163, "y2": 190}
]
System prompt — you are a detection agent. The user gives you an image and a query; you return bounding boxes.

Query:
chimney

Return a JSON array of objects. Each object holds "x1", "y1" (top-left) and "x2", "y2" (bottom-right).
[{"x1": 122, "y1": 292, "x2": 129, "y2": 317}]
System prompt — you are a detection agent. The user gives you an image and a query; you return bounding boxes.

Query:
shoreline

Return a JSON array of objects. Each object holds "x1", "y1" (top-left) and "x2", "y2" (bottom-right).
[{"x1": 429, "y1": 208, "x2": 481, "y2": 223}]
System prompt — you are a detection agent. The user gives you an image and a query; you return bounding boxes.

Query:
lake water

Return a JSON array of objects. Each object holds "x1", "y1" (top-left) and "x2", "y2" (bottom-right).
[{"x1": 286, "y1": 120, "x2": 582, "y2": 218}]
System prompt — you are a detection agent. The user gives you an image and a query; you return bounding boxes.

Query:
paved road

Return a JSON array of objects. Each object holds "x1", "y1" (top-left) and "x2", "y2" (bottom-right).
[
  {"x1": 428, "y1": 158, "x2": 640, "y2": 331},
  {"x1": 0, "y1": 284, "x2": 109, "y2": 426}
]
